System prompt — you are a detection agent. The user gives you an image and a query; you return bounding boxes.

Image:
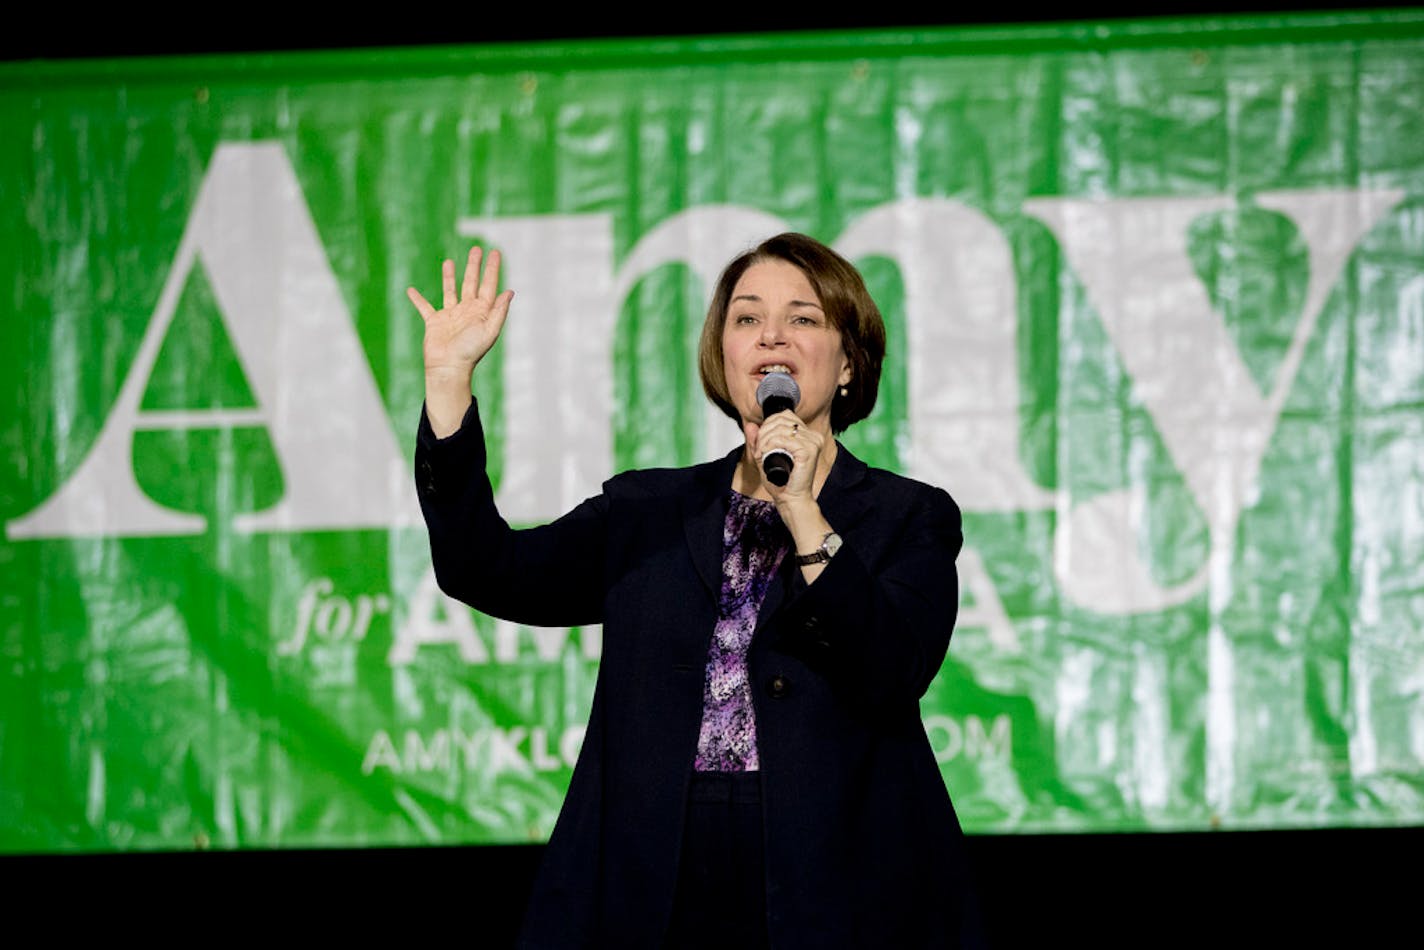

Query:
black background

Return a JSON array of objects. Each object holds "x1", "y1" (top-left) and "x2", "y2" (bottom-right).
[{"x1": 3, "y1": 3, "x2": 1411, "y2": 61}]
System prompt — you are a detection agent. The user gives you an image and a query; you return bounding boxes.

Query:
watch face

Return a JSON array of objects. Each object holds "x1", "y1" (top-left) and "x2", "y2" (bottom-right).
[{"x1": 824, "y1": 532, "x2": 843, "y2": 557}]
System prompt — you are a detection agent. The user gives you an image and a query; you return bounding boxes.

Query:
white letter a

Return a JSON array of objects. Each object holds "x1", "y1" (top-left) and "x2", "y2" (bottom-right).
[{"x1": 8, "y1": 142, "x2": 419, "y2": 539}]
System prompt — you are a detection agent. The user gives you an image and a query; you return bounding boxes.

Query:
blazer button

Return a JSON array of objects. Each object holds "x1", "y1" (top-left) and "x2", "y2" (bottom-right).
[{"x1": 767, "y1": 674, "x2": 791, "y2": 699}]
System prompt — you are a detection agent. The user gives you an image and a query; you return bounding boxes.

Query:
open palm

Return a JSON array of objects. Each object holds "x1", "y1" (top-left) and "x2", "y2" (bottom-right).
[{"x1": 408, "y1": 246, "x2": 514, "y2": 374}]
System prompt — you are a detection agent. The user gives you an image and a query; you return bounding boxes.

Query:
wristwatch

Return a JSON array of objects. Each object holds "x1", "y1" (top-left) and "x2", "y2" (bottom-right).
[{"x1": 795, "y1": 531, "x2": 843, "y2": 566}]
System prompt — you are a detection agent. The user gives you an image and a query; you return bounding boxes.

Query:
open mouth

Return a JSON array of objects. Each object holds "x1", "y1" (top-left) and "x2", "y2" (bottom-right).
[{"x1": 757, "y1": 363, "x2": 794, "y2": 376}]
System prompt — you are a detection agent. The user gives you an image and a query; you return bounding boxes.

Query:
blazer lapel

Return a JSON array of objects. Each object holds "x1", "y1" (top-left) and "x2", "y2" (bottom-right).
[
  {"x1": 813, "y1": 440, "x2": 873, "y2": 537},
  {"x1": 683, "y1": 447, "x2": 741, "y2": 598}
]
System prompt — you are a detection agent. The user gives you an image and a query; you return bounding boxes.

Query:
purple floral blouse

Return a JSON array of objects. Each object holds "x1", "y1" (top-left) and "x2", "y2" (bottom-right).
[{"x1": 693, "y1": 490, "x2": 790, "y2": 772}]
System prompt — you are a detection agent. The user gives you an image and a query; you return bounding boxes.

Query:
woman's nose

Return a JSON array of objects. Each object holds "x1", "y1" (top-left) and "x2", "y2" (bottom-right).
[{"x1": 759, "y1": 317, "x2": 786, "y2": 345}]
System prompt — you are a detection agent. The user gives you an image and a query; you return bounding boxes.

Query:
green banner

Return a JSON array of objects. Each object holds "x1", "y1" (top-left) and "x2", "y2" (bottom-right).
[{"x1": 3, "y1": 11, "x2": 1423, "y2": 851}]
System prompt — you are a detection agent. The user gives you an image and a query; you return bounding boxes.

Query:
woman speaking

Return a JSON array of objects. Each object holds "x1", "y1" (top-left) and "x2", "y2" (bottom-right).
[{"x1": 410, "y1": 233, "x2": 983, "y2": 948}]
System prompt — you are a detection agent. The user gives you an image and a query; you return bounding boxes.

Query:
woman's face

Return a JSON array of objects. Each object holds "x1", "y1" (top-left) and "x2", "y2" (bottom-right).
[{"x1": 721, "y1": 258, "x2": 851, "y2": 435}]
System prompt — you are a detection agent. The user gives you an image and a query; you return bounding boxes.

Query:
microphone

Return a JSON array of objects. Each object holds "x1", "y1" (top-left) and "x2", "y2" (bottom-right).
[{"x1": 755, "y1": 372, "x2": 801, "y2": 487}]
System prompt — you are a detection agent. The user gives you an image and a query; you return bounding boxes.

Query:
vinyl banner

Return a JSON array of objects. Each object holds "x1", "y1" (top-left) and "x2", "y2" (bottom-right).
[{"x1": 3, "y1": 12, "x2": 1422, "y2": 850}]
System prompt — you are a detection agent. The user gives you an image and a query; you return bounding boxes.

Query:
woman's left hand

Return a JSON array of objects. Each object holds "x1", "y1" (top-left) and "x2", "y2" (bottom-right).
[
  {"x1": 748, "y1": 410, "x2": 824, "y2": 502},
  {"x1": 748, "y1": 411, "x2": 837, "y2": 581}
]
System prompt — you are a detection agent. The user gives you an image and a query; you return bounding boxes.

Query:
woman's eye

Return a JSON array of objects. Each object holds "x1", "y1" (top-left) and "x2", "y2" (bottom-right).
[
  {"x1": 734, "y1": 314, "x2": 758, "y2": 325},
  {"x1": 792, "y1": 315, "x2": 818, "y2": 325}
]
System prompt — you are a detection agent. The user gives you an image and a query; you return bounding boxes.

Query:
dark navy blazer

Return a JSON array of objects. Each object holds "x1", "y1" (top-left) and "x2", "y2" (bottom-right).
[{"x1": 417, "y1": 400, "x2": 983, "y2": 949}]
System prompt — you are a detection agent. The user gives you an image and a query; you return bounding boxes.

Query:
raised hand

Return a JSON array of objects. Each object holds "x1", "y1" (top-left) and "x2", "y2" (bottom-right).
[
  {"x1": 408, "y1": 246, "x2": 515, "y2": 377},
  {"x1": 409, "y1": 247, "x2": 514, "y2": 437}
]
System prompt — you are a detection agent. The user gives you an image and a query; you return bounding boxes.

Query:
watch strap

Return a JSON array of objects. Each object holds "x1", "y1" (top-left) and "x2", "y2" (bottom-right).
[{"x1": 795, "y1": 531, "x2": 842, "y2": 566}]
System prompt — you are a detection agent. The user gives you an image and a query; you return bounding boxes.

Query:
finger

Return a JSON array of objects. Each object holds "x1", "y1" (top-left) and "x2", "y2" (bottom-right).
[
  {"x1": 478, "y1": 248, "x2": 502, "y2": 301},
  {"x1": 461, "y1": 247, "x2": 482, "y2": 301},
  {"x1": 760, "y1": 431, "x2": 800, "y2": 458},
  {"x1": 762, "y1": 409, "x2": 802, "y2": 431},
  {"x1": 407, "y1": 286, "x2": 436, "y2": 321},
  {"x1": 760, "y1": 425, "x2": 817, "y2": 465},
  {"x1": 758, "y1": 413, "x2": 801, "y2": 442},
  {"x1": 441, "y1": 258, "x2": 457, "y2": 309}
]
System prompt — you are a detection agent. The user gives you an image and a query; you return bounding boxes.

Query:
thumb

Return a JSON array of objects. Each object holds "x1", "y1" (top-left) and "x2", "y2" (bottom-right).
[
  {"x1": 742, "y1": 419, "x2": 762, "y2": 453},
  {"x1": 486, "y1": 289, "x2": 515, "y2": 338}
]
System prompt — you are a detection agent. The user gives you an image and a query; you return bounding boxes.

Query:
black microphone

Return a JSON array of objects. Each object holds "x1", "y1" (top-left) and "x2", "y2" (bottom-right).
[{"x1": 755, "y1": 372, "x2": 801, "y2": 487}]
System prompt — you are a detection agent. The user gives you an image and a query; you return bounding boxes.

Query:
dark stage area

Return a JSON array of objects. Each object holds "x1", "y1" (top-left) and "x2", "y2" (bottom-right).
[
  {"x1": 8, "y1": 825, "x2": 1418, "y2": 943},
  {"x1": 3, "y1": 3, "x2": 1410, "y2": 63}
]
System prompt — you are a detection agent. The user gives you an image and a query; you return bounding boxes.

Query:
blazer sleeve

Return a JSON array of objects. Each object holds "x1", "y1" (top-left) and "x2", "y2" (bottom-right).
[
  {"x1": 415, "y1": 399, "x2": 607, "y2": 628},
  {"x1": 771, "y1": 483, "x2": 963, "y2": 714}
]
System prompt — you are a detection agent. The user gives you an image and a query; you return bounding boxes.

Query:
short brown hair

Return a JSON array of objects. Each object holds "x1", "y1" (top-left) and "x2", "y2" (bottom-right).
[{"x1": 698, "y1": 233, "x2": 886, "y2": 435}]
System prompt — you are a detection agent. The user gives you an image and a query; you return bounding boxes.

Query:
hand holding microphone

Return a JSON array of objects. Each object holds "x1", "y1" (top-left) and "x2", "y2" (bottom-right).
[{"x1": 756, "y1": 372, "x2": 801, "y2": 487}]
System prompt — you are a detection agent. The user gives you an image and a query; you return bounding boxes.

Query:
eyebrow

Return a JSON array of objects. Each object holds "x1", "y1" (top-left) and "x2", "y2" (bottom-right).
[{"x1": 730, "y1": 294, "x2": 825, "y2": 311}]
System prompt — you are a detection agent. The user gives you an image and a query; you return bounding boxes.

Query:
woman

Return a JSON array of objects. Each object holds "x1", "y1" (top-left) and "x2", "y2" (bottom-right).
[{"x1": 410, "y1": 234, "x2": 982, "y2": 948}]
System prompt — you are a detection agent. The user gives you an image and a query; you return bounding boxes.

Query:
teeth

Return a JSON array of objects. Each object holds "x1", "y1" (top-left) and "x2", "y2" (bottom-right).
[{"x1": 761, "y1": 364, "x2": 792, "y2": 374}]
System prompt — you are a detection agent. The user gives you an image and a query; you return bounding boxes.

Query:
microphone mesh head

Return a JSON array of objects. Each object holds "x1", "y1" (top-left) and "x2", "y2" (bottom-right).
[{"x1": 755, "y1": 372, "x2": 801, "y2": 410}]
